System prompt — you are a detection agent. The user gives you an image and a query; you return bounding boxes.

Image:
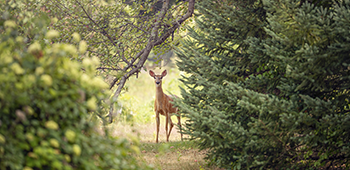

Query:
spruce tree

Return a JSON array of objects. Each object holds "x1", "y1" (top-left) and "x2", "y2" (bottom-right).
[{"x1": 175, "y1": 0, "x2": 350, "y2": 169}]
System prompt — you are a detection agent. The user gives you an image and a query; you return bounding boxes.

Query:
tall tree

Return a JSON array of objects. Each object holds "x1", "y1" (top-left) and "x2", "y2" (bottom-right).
[
  {"x1": 175, "y1": 0, "x2": 350, "y2": 169},
  {"x1": 38, "y1": 0, "x2": 195, "y2": 121}
]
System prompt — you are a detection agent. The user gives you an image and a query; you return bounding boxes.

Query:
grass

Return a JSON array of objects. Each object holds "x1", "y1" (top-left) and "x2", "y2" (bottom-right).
[
  {"x1": 137, "y1": 141, "x2": 215, "y2": 170},
  {"x1": 109, "y1": 122, "x2": 222, "y2": 170}
]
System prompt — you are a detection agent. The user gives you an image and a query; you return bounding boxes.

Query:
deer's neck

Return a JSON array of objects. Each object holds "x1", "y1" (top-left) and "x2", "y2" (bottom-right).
[{"x1": 155, "y1": 86, "x2": 165, "y2": 101}]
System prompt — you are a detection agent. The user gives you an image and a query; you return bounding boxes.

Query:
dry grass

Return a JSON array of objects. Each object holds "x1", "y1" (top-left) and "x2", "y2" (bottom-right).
[
  {"x1": 109, "y1": 123, "x2": 223, "y2": 170},
  {"x1": 138, "y1": 146, "x2": 210, "y2": 170}
]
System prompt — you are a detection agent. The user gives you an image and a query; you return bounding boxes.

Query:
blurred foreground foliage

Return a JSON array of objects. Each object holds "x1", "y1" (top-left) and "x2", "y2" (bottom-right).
[{"x1": 0, "y1": 1, "x2": 151, "y2": 169}]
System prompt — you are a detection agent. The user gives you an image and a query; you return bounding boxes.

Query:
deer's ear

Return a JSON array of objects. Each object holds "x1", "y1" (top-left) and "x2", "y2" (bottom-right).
[
  {"x1": 149, "y1": 70, "x2": 155, "y2": 77},
  {"x1": 162, "y1": 70, "x2": 167, "y2": 77}
]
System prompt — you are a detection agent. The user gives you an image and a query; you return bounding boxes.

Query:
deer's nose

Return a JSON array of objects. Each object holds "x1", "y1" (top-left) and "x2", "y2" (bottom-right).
[{"x1": 156, "y1": 82, "x2": 160, "y2": 85}]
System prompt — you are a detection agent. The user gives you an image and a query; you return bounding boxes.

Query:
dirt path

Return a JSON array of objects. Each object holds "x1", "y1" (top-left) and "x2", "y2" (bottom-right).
[{"x1": 109, "y1": 122, "x2": 223, "y2": 170}]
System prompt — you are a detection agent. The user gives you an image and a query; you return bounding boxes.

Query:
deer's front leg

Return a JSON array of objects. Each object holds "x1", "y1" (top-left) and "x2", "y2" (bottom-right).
[
  {"x1": 156, "y1": 112, "x2": 160, "y2": 143},
  {"x1": 165, "y1": 113, "x2": 169, "y2": 142}
]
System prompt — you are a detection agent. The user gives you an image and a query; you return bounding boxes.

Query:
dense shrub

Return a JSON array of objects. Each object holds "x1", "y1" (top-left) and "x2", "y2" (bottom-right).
[{"x1": 0, "y1": 9, "x2": 148, "y2": 170}]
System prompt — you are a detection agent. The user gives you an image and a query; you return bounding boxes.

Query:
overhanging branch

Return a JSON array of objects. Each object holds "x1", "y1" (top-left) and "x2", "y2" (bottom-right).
[
  {"x1": 109, "y1": 0, "x2": 195, "y2": 89},
  {"x1": 107, "y1": 0, "x2": 195, "y2": 122}
]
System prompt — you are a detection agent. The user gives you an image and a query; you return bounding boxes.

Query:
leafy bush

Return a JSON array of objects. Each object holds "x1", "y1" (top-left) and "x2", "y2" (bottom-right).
[
  {"x1": 0, "y1": 7, "x2": 149, "y2": 170},
  {"x1": 175, "y1": 0, "x2": 350, "y2": 169}
]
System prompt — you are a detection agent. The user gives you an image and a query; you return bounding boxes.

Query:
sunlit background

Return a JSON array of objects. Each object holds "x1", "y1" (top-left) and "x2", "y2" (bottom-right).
[{"x1": 110, "y1": 52, "x2": 186, "y2": 143}]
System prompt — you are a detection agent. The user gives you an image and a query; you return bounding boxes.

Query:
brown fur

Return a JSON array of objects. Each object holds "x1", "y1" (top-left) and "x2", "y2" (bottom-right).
[{"x1": 149, "y1": 70, "x2": 183, "y2": 143}]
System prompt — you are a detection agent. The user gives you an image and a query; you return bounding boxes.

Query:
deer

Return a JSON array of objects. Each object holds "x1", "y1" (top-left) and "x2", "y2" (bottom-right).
[{"x1": 149, "y1": 70, "x2": 183, "y2": 143}]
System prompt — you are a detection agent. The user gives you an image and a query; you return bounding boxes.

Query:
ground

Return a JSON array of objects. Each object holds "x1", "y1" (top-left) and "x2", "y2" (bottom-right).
[
  {"x1": 106, "y1": 66, "x2": 223, "y2": 169},
  {"x1": 110, "y1": 121, "x2": 223, "y2": 170}
]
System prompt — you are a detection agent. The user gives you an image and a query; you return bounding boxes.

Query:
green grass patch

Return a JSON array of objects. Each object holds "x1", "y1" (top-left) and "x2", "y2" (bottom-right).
[
  {"x1": 136, "y1": 140, "x2": 223, "y2": 170},
  {"x1": 140, "y1": 140, "x2": 200, "y2": 153}
]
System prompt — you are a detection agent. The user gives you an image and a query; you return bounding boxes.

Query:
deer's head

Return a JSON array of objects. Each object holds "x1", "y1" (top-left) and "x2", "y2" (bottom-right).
[{"x1": 149, "y1": 70, "x2": 167, "y2": 87}]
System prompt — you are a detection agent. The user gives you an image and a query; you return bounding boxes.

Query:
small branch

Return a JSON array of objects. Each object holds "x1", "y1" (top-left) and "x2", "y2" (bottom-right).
[
  {"x1": 75, "y1": 0, "x2": 131, "y2": 66},
  {"x1": 96, "y1": 67, "x2": 122, "y2": 71},
  {"x1": 124, "y1": 20, "x2": 150, "y2": 34},
  {"x1": 154, "y1": 0, "x2": 195, "y2": 46},
  {"x1": 108, "y1": 75, "x2": 127, "y2": 123},
  {"x1": 109, "y1": 48, "x2": 146, "y2": 89}
]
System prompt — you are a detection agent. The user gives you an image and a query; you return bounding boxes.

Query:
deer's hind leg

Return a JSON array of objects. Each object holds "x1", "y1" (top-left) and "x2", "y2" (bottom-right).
[
  {"x1": 177, "y1": 115, "x2": 183, "y2": 141},
  {"x1": 166, "y1": 113, "x2": 174, "y2": 142}
]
